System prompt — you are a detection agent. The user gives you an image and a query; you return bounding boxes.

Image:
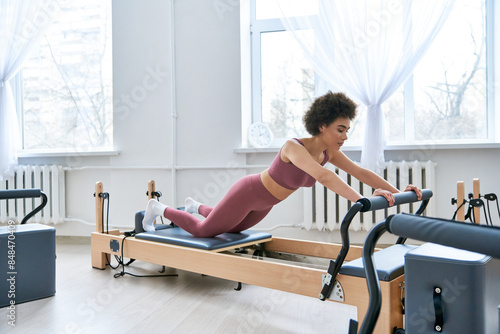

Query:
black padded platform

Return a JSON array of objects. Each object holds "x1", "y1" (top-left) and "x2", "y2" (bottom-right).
[
  {"x1": 339, "y1": 244, "x2": 417, "y2": 281},
  {"x1": 135, "y1": 227, "x2": 272, "y2": 251}
]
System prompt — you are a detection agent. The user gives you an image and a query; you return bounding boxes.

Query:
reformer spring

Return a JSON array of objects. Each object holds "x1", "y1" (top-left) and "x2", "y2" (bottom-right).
[{"x1": 484, "y1": 193, "x2": 500, "y2": 224}]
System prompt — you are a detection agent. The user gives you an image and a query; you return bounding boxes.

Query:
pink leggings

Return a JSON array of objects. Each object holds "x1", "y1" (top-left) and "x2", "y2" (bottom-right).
[{"x1": 163, "y1": 174, "x2": 281, "y2": 237}]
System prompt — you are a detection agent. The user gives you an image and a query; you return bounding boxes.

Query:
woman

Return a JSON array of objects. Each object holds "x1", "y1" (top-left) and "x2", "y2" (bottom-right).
[{"x1": 143, "y1": 91, "x2": 422, "y2": 237}]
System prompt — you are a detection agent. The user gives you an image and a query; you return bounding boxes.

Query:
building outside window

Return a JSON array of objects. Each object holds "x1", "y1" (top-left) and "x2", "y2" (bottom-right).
[{"x1": 18, "y1": 0, "x2": 112, "y2": 152}]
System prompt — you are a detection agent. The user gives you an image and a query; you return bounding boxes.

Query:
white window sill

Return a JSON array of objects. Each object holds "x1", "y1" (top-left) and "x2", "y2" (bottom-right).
[
  {"x1": 17, "y1": 148, "x2": 120, "y2": 158},
  {"x1": 235, "y1": 141, "x2": 500, "y2": 153}
]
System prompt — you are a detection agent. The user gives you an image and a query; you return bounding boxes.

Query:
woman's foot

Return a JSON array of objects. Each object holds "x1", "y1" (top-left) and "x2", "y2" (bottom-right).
[
  {"x1": 185, "y1": 197, "x2": 201, "y2": 214},
  {"x1": 142, "y1": 199, "x2": 168, "y2": 232}
]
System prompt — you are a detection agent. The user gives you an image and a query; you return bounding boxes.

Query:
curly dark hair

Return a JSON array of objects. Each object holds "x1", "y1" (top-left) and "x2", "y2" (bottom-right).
[{"x1": 303, "y1": 91, "x2": 357, "y2": 136}]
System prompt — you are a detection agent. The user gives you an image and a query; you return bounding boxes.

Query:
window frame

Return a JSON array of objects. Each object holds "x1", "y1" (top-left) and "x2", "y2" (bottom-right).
[
  {"x1": 14, "y1": 0, "x2": 114, "y2": 157},
  {"x1": 246, "y1": 0, "x2": 499, "y2": 148}
]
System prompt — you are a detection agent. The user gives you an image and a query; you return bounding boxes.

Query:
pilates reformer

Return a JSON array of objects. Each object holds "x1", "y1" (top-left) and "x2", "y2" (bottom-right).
[
  {"x1": 351, "y1": 214, "x2": 500, "y2": 334},
  {"x1": 91, "y1": 181, "x2": 433, "y2": 333}
]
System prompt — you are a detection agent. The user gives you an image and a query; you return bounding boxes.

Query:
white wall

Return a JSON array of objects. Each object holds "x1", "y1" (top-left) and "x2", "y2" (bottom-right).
[{"x1": 19, "y1": 0, "x2": 500, "y2": 245}]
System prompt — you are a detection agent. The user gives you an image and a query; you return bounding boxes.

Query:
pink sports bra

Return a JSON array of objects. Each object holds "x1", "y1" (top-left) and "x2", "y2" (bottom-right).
[{"x1": 268, "y1": 138, "x2": 329, "y2": 190}]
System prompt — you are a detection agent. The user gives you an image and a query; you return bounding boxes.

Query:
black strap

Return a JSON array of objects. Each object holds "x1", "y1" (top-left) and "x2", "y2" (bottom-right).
[
  {"x1": 483, "y1": 193, "x2": 499, "y2": 226},
  {"x1": 451, "y1": 199, "x2": 466, "y2": 220},
  {"x1": 433, "y1": 286, "x2": 443, "y2": 332},
  {"x1": 464, "y1": 202, "x2": 473, "y2": 222}
]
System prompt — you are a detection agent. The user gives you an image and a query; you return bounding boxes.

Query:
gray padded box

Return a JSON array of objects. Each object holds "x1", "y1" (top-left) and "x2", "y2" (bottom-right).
[
  {"x1": 0, "y1": 224, "x2": 56, "y2": 307},
  {"x1": 405, "y1": 243, "x2": 500, "y2": 334}
]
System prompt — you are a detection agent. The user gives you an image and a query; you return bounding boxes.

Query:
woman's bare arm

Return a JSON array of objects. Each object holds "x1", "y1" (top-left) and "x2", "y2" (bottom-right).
[{"x1": 328, "y1": 149, "x2": 422, "y2": 205}]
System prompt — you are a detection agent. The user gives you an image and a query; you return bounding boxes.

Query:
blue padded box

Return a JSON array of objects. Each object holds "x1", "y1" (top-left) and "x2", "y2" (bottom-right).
[
  {"x1": 340, "y1": 244, "x2": 417, "y2": 281},
  {"x1": 0, "y1": 224, "x2": 56, "y2": 308},
  {"x1": 405, "y1": 243, "x2": 500, "y2": 333}
]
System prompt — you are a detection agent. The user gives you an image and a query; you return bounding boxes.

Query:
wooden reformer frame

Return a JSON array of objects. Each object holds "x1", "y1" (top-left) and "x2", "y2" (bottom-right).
[{"x1": 91, "y1": 181, "x2": 432, "y2": 333}]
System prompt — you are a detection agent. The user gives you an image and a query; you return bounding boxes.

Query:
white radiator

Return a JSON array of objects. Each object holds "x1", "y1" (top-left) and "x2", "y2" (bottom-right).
[
  {"x1": 303, "y1": 160, "x2": 436, "y2": 231},
  {"x1": 0, "y1": 165, "x2": 65, "y2": 224}
]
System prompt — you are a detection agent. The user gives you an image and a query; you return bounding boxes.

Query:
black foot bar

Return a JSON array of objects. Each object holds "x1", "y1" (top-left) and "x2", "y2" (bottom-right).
[
  {"x1": 0, "y1": 189, "x2": 48, "y2": 224},
  {"x1": 319, "y1": 189, "x2": 433, "y2": 301}
]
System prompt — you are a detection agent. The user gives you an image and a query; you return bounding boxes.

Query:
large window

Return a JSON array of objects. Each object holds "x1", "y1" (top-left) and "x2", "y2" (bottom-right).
[
  {"x1": 18, "y1": 0, "x2": 112, "y2": 152},
  {"x1": 411, "y1": 1, "x2": 487, "y2": 142},
  {"x1": 249, "y1": 0, "x2": 492, "y2": 146}
]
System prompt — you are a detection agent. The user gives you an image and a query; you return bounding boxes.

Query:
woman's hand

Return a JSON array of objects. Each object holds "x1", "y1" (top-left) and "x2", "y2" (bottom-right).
[
  {"x1": 373, "y1": 188, "x2": 396, "y2": 206},
  {"x1": 372, "y1": 185, "x2": 422, "y2": 206},
  {"x1": 404, "y1": 184, "x2": 422, "y2": 200}
]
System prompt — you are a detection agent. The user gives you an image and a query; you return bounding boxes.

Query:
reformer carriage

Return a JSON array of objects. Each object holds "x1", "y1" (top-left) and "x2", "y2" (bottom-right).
[{"x1": 91, "y1": 180, "x2": 433, "y2": 333}]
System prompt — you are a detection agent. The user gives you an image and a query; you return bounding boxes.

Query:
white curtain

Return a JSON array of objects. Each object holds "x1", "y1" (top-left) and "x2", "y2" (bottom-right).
[
  {"x1": 0, "y1": 0, "x2": 59, "y2": 180},
  {"x1": 276, "y1": 0, "x2": 455, "y2": 172}
]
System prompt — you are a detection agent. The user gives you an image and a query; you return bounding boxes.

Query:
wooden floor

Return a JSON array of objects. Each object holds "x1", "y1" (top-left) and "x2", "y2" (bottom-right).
[{"x1": 2, "y1": 237, "x2": 357, "y2": 334}]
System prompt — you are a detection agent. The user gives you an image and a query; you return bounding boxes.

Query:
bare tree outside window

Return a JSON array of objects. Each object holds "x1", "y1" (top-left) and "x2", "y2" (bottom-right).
[
  {"x1": 268, "y1": 67, "x2": 315, "y2": 139},
  {"x1": 413, "y1": 0, "x2": 486, "y2": 141},
  {"x1": 261, "y1": 31, "x2": 312, "y2": 139}
]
